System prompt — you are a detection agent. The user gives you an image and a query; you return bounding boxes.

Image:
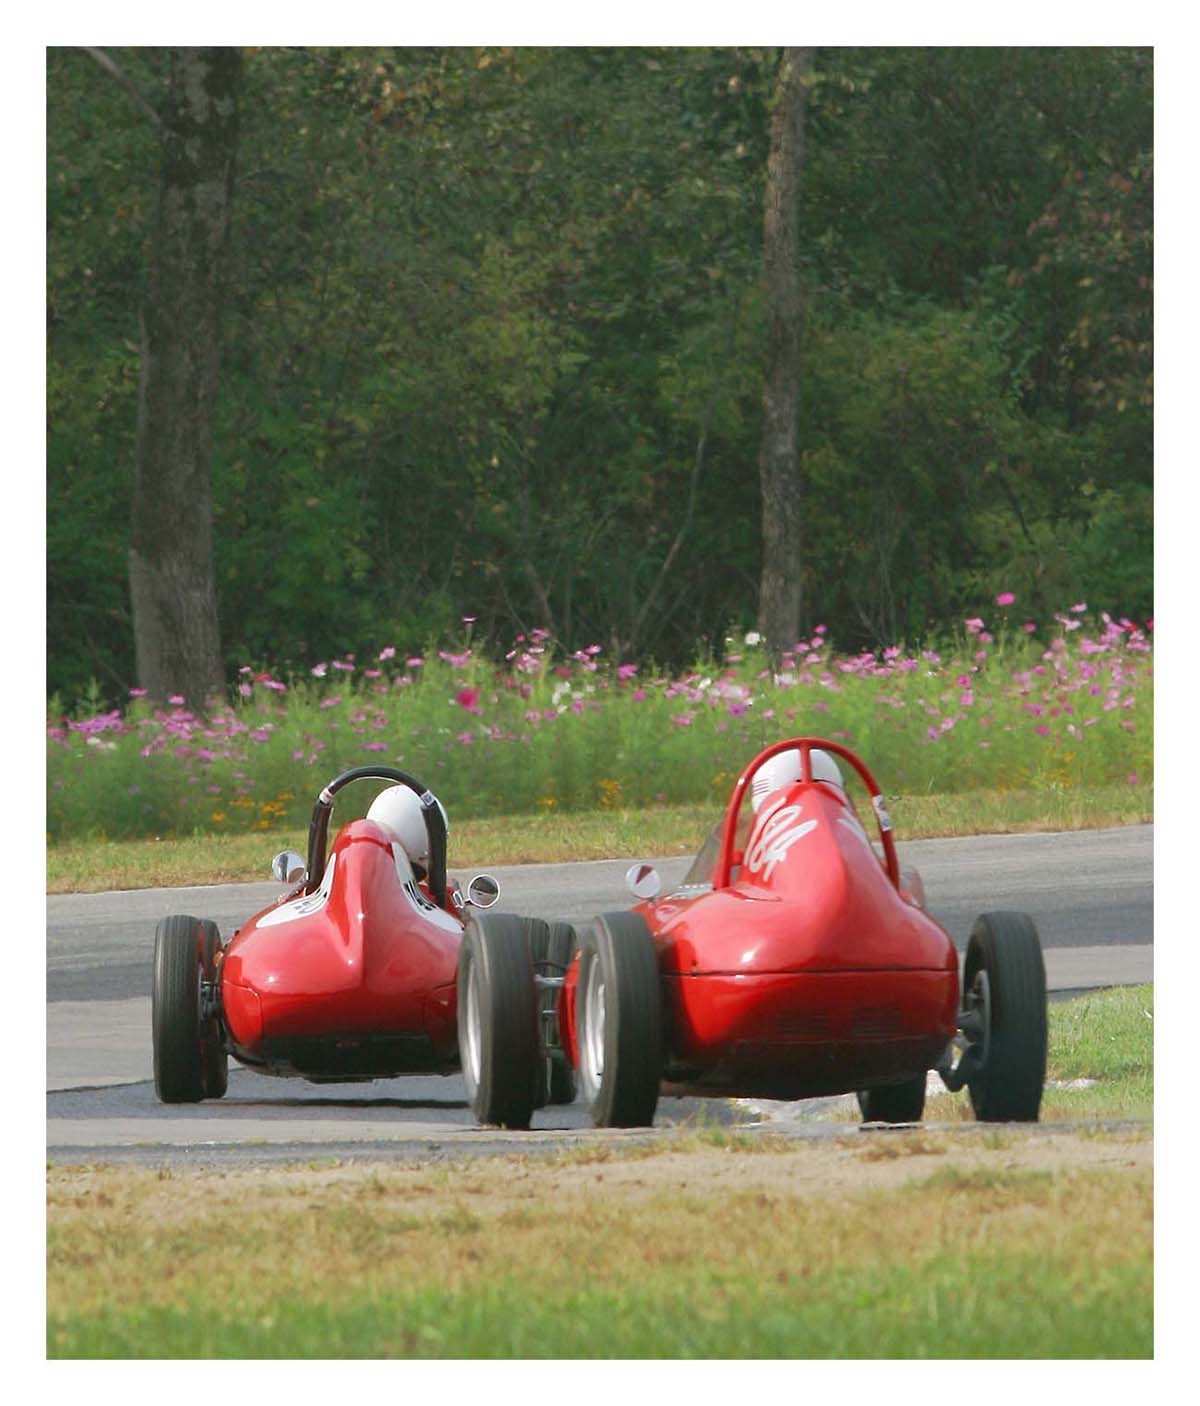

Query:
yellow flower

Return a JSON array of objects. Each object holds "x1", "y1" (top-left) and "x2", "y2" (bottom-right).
[
  {"x1": 537, "y1": 796, "x2": 558, "y2": 812},
  {"x1": 211, "y1": 811, "x2": 226, "y2": 823}
]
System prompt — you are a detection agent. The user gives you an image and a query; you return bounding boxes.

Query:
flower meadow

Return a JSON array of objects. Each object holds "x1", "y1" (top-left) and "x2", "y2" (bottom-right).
[{"x1": 46, "y1": 602, "x2": 1152, "y2": 844}]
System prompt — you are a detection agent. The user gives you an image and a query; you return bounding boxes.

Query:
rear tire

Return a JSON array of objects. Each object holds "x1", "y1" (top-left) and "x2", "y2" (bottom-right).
[
  {"x1": 577, "y1": 912, "x2": 662, "y2": 1128},
  {"x1": 857, "y1": 1076, "x2": 926, "y2": 1124},
  {"x1": 963, "y1": 911, "x2": 1048, "y2": 1122},
  {"x1": 457, "y1": 912, "x2": 540, "y2": 1129},
  {"x1": 153, "y1": 915, "x2": 209, "y2": 1103}
]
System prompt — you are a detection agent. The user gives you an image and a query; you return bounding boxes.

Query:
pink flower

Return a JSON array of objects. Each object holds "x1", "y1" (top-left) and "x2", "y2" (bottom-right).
[
  {"x1": 965, "y1": 618, "x2": 984, "y2": 635},
  {"x1": 1022, "y1": 622, "x2": 1037, "y2": 633},
  {"x1": 311, "y1": 663, "x2": 327, "y2": 677},
  {"x1": 362, "y1": 741, "x2": 388, "y2": 752},
  {"x1": 1127, "y1": 773, "x2": 1139, "y2": 785},
  {"x1": 378, "y1": 646, "x2": 396, "y2": 661},
  {"x1": 996, "y1": 591, "x2": 1015, "y2": 607},
  {"x1": 670, "y1": 713, "x2": 693, "y2": 727},
  {"x1": 462, "y1": 615, "x2": 477, "y2": 625},
  {"x1": 617, "y1": 663, "x2": 638, "y2": 681},
  {"x1": 168, "y1": 694, "x2": 184, "y2": 705},
  {"x1": 407, "y1": 656, "x2": 424, "y2": 668},
  {"x1": 1036, "y1": 724, "x2": 1050, "y2": 736},
  {"x1": 456, "y1": 688, "x2": 480, "y2": 711},
  {"x1": 979, "y1": 631, "x2": 993, "y2": 644},
  {"x1": 632, "y1": 688, "x2": 647, "y2": 702},
  {"x1": 332, "y1": 659, "x2": 354, "y2": 672},
  {"x1": 456, "y1": 732, "x2": 474, "y2": 746},
  {"x1": 1071, "y1": 602, "x2": 1087, "y2": 613},
  {"x1": 128, "y1": 687, "x2": 148, "y2": 698}
]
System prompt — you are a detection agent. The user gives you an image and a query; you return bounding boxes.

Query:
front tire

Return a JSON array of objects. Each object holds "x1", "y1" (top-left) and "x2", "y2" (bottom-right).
[
  {"x1": 857, "y1": 1075, "x2": 926, "y2": 1124},
  {"x1": 963, "y1": 911, "x2": 1048, "y2": 1122},
  {"x1": 457, "y1": 912, "x2": 540, "y2": 1129},
  {"x1": 577, "y1": 912, "x2": 662, "y2": 1128},
  {"x1": 153, "y1": 915, "x2": 211, "y2": 1103}
]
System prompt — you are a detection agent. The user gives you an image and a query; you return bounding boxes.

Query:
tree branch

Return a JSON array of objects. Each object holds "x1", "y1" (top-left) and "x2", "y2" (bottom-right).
[{"x1": 83, "y1": 47, "x2": 165, "y2": 132}]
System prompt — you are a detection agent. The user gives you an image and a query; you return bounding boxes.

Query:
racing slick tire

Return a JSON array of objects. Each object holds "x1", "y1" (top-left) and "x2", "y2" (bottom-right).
[
  {"x1": 197, "y1": 919, "x2": 228, "y2": 1099},
  {"x1": 525, "y1": 918, "x2": 579, "y2": 1107},
  {"x1": 153, "y1": 914, "x2": 217, "y2": 1104},
  {"x1": 577, "y1": 912, "x2": 662, "y2": 1129},
  {"x1": 962, "y1": 911, "x2": 1048, "y2": 1122},
  {"x1": 458, "y1": 912, "x2": 541, "y2": 1130},
  {"x1": 856, "y1": 1076, "x2": 926, "y2": 1124}
]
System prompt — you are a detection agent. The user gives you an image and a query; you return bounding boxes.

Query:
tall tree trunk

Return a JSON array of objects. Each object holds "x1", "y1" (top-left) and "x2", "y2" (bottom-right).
[
  {"x1": 129, "y1": 47, "x2": 241, "y2": 707},
  {"x1": 756, "y1": 46, "x2": 813, "y2": 659}
]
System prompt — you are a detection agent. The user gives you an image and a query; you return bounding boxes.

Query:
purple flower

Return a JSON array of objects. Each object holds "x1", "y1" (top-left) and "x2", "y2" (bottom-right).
[{"x1": 996, "y1": 591, "x2": 1015, "y2": 607}]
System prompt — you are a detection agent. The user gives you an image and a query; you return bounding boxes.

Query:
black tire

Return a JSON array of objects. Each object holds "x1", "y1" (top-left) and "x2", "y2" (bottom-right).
[
  {"x1": 963, "y1": 911, "x2": 1048, "y2": 1122},
  {"x1": 197, "y1": 919, "x2": 228, "y2": 1099},
  {"x1": 524, "y1": 917, "x2": 579, "y2": 1106},
  {"x1": 577, "y1": 912, "x2": 662, "y2": 1128},
  {"x1": 457, "y1": 912, "x2": 541, "y2": 1129},
  {"x1": 153, "y1": 914, "x2": 209, "y2": 1103},
  {"x1": 857, "y1": 1075, "x2": 927, "y2": 1124}
]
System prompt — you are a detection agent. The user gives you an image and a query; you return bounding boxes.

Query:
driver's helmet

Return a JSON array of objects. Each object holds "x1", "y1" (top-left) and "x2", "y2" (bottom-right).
[
  {"x1": 366, "y1": 785, "x2": 448, "y2": 869},
  {"x1": 751, "y1": 747, "x2": 845, "y2": 813}
]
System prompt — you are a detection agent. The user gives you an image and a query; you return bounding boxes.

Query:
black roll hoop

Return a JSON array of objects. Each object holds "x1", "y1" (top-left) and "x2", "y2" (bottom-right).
[{"x1": 305, "y1": 765, "x2": 448, "y2": 907}]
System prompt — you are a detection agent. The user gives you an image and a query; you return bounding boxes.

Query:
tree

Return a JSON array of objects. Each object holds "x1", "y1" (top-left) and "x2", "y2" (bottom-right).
[
  {"x1": 756, "y1": 47, "x2": 813, "y2": 657},
  {"x1": 91, "y1": 47, "x2": 242, "y2": 707}
]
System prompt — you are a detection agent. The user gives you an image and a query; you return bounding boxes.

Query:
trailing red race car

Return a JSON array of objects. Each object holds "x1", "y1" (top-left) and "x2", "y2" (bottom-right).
[
  {"x1": 459, "y1": 737, "x2": 1048, "y2": 1129},
  {"x1": 151, "y1": 765, "x2": 575, "y2": 1111}
]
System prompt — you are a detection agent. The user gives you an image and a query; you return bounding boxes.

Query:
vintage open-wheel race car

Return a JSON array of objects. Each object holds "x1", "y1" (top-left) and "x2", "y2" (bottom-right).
[
  {"x1": 458, "y1": 737, "x2": 1049, "y2": 1129},
  {"x1": 150, "y1": 765, "x2": 576, "y2": 1109}
]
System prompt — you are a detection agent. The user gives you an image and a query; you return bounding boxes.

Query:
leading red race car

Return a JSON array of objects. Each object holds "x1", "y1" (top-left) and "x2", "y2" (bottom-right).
[
  {"x1": 150, "y1": 765, "x2": 574, "y2": 1108},
  {"x1": 459, "y1": 737, "x2": 1048, "y2": 1129}
]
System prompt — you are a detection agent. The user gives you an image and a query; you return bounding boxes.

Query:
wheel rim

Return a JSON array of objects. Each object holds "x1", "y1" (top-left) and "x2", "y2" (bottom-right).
[
  {"x1": 579, "y1": 953, "x2": 606, "y2": 1104},
  {"x1": 462, "y1": 957, "x2": 483, "y2": 1092}
]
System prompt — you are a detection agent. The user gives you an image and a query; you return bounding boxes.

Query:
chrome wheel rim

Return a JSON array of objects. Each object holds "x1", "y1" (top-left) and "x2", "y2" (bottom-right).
[
  {"x1": 462, "y1": 957, "x2": 482, "y2": 1095},
  {"x1": 579, "y1": 952, "x2": 606, "y2": 1104}
]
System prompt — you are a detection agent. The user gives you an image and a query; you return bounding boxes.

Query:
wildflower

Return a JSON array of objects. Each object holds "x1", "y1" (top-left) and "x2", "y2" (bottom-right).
[
  {"x1": 996, "y1": 591, "x2": 1015, "y2": 607},
  {"x1": 311, "y1": 663, "x2": 327, "y2": 678},
  {"x1": 1071, "y1": 602, "x2": 1087, "y2": 613},
  {"x1": 744, "y1": 630, "x2": 762, "y2": 646},
  {"x1": 965, "y1": 618, "x2": 984, "y2": 635},
  {"x1": 456, "y1": 732, "x2": 474, "y2": 746},
  {"x1": 378, "y1": 646, "x2": 396, "y2": 661},
  {"x1": 617, "y1": 663, "x2": 638, "y2": 681},
  {"x1": 168, "y1": 694, "x2": 185, "y2": 706},
  {"x1": 1023, "y1": 622, "x2": 1037, "y2": 633},
  {"x1": 456, "y1": 688, "x2": 481, "y2": 711},
  {"x1": 463, "y1": 615, "x2": 477, "y2": 625},
  {"x1": 407, "y1": 656, "x2": 424, "y2": 668},
  {"x1": 362, "y1": 741, "x2": 388, "y2": 752},
  {"x1": 129, "y1": 687, "x2": 148, "y2": 698},
  {"x1": 631, "y1": 689, "x2": 647, "y2": 702}
]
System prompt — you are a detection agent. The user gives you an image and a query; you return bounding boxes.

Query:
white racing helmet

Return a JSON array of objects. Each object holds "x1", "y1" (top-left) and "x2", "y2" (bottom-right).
[
  {"x1": 751, "y1": 747, "x2": 845, "y2": 813},
  {"x1": 366, "y1": 785, "x2": 448, "y2": 869}
]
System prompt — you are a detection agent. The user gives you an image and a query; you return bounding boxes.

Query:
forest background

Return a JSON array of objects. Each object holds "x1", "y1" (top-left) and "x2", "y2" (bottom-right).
[{"x1": 46, "y1": 45, "x2": 1153, "y2": 710}]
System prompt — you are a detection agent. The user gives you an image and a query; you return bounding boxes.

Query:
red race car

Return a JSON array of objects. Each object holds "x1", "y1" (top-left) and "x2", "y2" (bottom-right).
[
  {"x1": 151, "y1": 765, "x2": 573, "y2": 1108},
  {"x1": 459, "y1": 737, "x2": 1048, "y2": 1129}
]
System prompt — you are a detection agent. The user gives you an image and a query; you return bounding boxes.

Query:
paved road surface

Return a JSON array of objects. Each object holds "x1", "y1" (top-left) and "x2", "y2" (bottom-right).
[{"x1": 46, "y1": 825, "x2": 1153, "y2": 1161}]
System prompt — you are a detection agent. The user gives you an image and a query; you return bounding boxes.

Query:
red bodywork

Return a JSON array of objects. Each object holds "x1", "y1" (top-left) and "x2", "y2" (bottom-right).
[
  {"x1": 561, "y1": 738, "x2": 959, "y2": 1101},
  {"x1": 218, "y1": 819, "x2": 464, "y2": 1080}
]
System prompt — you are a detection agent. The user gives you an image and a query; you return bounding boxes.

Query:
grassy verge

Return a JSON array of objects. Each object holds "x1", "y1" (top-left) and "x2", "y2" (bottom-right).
[
  {"x1": 46, "y1": 1128, "x2": 1151, "y2": 1358},
  {"x1": 46, "y1": 782, "x2": 1152, "y2": 894}
]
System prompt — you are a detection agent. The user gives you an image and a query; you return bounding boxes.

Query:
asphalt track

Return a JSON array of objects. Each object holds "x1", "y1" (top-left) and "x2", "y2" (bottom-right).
[{"x1": 47, "y1": 824, "x2": 1153, "y2": 1165}]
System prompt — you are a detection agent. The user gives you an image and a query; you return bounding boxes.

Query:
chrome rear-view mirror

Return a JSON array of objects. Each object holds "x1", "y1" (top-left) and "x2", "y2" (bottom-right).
[
  {"x1": 625, "y1": 863, "x2": 662, "y2": 900},
  {"x1": 466, "y1": 873, "x2": 500, "y2": 908},
  {"x1": 271, "y1": 850, "x2": 307, "y2": 886}
]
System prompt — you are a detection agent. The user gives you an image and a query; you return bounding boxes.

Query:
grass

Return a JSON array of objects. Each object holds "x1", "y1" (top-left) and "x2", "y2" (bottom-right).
[
  {"x1": 46, "y1": 1134, "x2": 1151, "y2": 1358},
  {"x1": 46, "y1": 782, "x2": 1152, "y2": 893}
]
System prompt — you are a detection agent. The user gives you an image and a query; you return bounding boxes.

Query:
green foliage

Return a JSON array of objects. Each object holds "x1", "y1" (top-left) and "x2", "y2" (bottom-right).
[{"x1": 47, "y1": 46, "x2": 1153, "y2": 708}]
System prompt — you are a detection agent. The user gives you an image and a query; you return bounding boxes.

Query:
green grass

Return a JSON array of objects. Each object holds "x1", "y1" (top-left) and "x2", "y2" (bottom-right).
[
  {"x1": 46, "y1": 782, "x2": 1152, "y2": 893},
  {"x1": 47, "y1": 1149, "x2": 1151, "y2": 1358}
]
